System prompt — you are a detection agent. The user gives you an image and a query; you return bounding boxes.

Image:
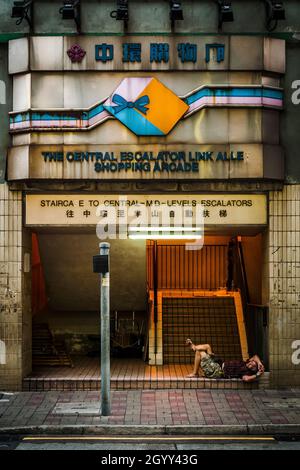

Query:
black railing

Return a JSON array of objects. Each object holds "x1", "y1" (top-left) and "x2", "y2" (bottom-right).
[
  {"x1": 234, "y1": 239, "x2": 269, "y2": 369},
  {"x1": 245, "y1": 304, "x2": 269, "y2": 369}
]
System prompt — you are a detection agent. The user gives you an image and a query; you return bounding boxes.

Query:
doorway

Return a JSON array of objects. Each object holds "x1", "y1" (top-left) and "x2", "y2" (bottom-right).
[
  {"x1": 27, "y1": 230, "x2": 268, "y2": 388},
  {"x1": 146, "y1": 235, "x2": 267, "y2": 366},
  {"x1": 31, "y1": 231, "x2": 147, "y2": 366}
]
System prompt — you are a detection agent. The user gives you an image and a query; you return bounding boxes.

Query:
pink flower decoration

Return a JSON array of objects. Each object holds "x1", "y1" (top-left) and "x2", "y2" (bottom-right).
[{"x1": 67, "y1": 44, "x2": 86, "y2": 63}]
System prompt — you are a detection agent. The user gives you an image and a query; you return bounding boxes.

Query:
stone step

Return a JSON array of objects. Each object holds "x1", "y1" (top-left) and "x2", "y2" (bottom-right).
[{"x1": 23, "y1": 373, "x2": 270, "y2": 391}]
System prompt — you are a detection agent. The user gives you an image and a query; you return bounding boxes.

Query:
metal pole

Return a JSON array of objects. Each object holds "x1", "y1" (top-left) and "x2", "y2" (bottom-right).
[
  {"x1": 100, "y1": 242, "x2": 110, "y2": 416},
  {"x1": 153, "y1": 241, "x2": 158, "y2": 357}
]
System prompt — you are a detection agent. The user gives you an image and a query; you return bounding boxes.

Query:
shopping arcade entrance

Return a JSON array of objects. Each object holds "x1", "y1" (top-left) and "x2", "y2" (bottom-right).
[{"x1": 26, "y1": 227, "x2": 269, "y2": 390}]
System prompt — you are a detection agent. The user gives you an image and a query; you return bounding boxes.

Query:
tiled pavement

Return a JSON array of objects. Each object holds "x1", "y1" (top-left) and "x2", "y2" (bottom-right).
[{"x1": 0, "y1": 389, "x2": 300, "y2": 429}]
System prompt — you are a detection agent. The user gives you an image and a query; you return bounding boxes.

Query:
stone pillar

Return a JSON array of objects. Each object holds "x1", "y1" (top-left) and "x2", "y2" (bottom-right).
[
  {"x1": 268, "y1": 185, "x2": 300, "y2": 386},
  {"x1": 0, "y1": 183, "x2": 31, "y2": 391}
]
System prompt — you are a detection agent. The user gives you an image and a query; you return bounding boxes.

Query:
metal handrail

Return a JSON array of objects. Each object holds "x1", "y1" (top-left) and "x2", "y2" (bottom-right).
[{"x1": 233, "y1": 238, "x2": 269, "y2": 368}]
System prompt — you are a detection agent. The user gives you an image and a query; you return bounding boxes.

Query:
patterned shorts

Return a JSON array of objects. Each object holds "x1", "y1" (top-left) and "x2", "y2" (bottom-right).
[{"x1": 201, "y1": 356, "x2": 224, "y2": 379}]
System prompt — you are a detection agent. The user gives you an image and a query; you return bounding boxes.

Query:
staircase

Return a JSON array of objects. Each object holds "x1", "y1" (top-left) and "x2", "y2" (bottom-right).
[
  {"x1": 32, "y1": 323, "x2": 73, "y2": 367},
  {"x1": 163, "y1": 296, "x2": 242, "y2": 364}
]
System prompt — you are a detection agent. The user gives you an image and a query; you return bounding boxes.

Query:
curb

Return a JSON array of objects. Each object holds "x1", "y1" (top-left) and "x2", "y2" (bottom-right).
[{"x1": 0, "y1": 424, "x2": 299, "y2": 436}]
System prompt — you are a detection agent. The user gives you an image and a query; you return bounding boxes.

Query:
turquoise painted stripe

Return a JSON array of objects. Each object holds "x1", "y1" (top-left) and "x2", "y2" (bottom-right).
[
  {"x1": 88, "y1": 104, "x2": 105, "y2": 119},
  {"x1": 31, "y1": 113, "x2": 78, "y2": 121},
  {"x1": 185, "y1": 87, "x2": 283, "y2": 105},
  {"x1": 104, "y1": 106, "x2": 164, "y2": 136},
  {"x1": 12, "y1": 104, "x2": 106, "y2": 124},
  {"x1": 11, "y1": 113, "x2": 31, "y2": 123},
  {"x1": 12, "y1": 113, "x2": 75, "y2": 123}
]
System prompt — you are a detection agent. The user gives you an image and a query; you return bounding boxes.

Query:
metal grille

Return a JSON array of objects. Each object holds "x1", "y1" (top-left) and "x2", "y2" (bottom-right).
[
  {"x1": 147, "y1": 244, "x2": 227, "y2": 290},
  {"x1": 162, "y1": 297, "x2": 242, "y2": 364}
]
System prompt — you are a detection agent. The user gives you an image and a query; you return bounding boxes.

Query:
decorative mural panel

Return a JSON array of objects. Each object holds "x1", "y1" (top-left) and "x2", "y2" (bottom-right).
[{"x1": 9, "y1": 80, "x2": 283, "y2": 136}]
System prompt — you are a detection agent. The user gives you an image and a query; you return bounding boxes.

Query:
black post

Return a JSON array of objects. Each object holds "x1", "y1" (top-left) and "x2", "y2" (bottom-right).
[
  {"x1": 226, "y1": 239, "x2": 235, "y2": 291},
  {"x1": 153, "y1": 241, "x2": 158, "y2": 357}
]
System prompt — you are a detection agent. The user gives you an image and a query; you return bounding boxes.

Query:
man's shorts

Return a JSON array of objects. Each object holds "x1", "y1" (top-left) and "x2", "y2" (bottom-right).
[{"x1": 201, "y1": 355, "x2": 224, "y2": 379}]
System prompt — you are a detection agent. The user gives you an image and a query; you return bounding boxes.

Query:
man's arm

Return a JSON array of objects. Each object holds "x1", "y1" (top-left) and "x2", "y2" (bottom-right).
[
  {"x1": 194, "y1": 344, "x2": 212, "y2": 353},
  {"x1": 249, "y1": 354, "x2": 265, "y2": 374},
  {"x1": 186, "y1": 340, "x2": 213, "y2": 354},
  {"x1": 242, "y1": 374, "x2": 259, "y2": 383}
]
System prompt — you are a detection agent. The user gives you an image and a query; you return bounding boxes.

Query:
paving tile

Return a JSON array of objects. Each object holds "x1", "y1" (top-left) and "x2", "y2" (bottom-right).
[{"x1": 1, "y1": 388, "x2": 300, "y2": 428}]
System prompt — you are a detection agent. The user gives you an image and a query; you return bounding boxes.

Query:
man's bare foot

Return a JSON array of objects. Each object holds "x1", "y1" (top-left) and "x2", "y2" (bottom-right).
[
  {"x1": 186, "y1": 373, "x2": 199, "y2": 378},
  {"x1": 186, "y1": 338, "x2": 193, "y2": 346}
]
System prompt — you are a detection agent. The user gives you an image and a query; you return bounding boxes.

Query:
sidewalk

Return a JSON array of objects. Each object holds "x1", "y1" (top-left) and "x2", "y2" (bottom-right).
[{"x1": 0, "y1": 389, "x2": 300, "y2": 435}]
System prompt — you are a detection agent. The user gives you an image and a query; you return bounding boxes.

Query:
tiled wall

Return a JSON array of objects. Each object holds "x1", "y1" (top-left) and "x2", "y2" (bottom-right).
[
  {"x1": 268, "y1": 185, "x2": 300, "y2": 386},
  {"x1": 0, "y1": 183, "x2": 31, "y2": 390},
  {"x1": 22, "y1": 228, "x2": 32, "y2": 380}
]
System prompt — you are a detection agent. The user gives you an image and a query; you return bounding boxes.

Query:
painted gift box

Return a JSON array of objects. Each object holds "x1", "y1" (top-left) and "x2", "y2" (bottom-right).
[{"x1": 103, "y1": 77, "x2": 189, "y2": 136}]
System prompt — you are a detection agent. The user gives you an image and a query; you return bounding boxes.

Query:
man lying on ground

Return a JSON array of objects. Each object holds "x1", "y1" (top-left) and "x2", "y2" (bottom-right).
[{"x1": 185, "y1": 339, "x2": 264, "y2": 383}]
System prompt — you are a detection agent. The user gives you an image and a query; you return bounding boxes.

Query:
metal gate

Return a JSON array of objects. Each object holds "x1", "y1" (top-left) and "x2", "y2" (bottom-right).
[{"x1": 147, "y1": 243, "x2": 228, "y2": 290}]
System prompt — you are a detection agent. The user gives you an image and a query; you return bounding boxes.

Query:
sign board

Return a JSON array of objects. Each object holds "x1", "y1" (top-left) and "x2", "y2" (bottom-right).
[
  {"x1": 9, "y1": 36, "x2": 286, "y2": 74},
  {"x1": 9, "y1": 144, "x2": 279, "y2": 181},
  {"x1": 25, "y1": 194, "x2": 267, "y2": 227}
]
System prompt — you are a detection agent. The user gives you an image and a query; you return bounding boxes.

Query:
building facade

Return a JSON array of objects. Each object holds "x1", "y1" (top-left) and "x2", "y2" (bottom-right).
[{"x1": 0, "y1": 0, "x2": 300, "y2": 390}]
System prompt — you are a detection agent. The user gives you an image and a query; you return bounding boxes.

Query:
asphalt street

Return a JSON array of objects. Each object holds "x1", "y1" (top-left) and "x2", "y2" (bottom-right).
[{"x1": 1, "y1": 435, "x2": 300, "y2": 451}]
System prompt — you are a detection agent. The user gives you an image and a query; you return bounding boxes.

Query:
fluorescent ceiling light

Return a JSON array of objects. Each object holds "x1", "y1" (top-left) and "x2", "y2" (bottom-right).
[
  {"x1": 128, "y1": 226, "x2": 203, "y2": 232},
  {"x1": 129, "y1": 234, "x2": 202, "y2": 240}
]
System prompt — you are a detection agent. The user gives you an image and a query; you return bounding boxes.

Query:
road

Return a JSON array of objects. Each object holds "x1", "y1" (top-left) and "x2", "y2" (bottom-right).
[{"x1": 1, "y1": 435, "x2": 300, "y2": 451}]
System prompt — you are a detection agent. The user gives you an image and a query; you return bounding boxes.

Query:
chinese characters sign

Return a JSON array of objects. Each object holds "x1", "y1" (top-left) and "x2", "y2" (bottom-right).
[
  {"x1": 62, "y1": 36, "x2": 229, "y2": 71},
  {"x1": 94, "y1": 42, "x2": 224, "y2": 65},
  {"x1": 9, "y1": 36, "x2": 286, "y2": 74},
  {"x1": 25, "y1": 194, "x2": 267, "y2": 227}
]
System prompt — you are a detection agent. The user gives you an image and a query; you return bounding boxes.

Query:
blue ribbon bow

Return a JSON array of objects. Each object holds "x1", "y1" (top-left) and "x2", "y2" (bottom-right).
[{"x1": 112, "y1": 94, "x2": 150, "y2": 115}]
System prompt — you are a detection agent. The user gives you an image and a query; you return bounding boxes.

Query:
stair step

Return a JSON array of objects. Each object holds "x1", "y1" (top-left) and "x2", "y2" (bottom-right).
[
  {"x1": 32, "y1": 322, "x2": 73, "y2": 367},
  {"x1": 162, "y1": 296, "x2": 242, "y2": 364}
]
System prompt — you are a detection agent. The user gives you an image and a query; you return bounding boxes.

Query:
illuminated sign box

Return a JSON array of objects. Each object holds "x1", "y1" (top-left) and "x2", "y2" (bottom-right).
[{"x1": 25, "y1": 194, "x2": 267, "y2": 229}]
